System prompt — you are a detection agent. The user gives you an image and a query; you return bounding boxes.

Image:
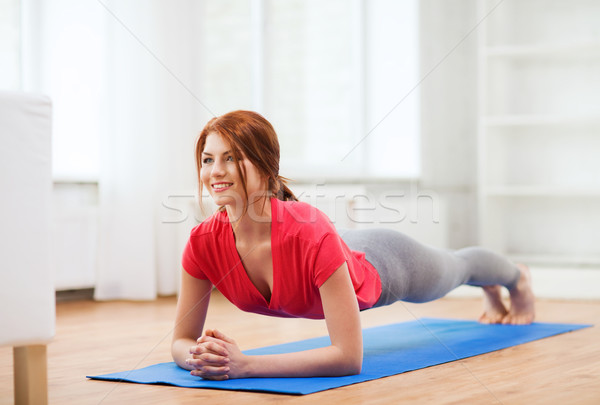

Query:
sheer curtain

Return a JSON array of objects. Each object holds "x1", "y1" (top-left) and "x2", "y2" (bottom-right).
[{"x1": 95, "y1": 1, "x2": 207, "y2": 300}]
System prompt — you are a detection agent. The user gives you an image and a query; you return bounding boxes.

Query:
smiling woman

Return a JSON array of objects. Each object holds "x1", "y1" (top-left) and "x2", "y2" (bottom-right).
[
  {"x1": 171, "y1": 110, "x2": 535, "y2": 381},
  {"x1": 200, "y1": 134, "x2": 264, "y2": 216},
  {"x1": 195, "y1": 110, "x2": 296, "y2": 220}
]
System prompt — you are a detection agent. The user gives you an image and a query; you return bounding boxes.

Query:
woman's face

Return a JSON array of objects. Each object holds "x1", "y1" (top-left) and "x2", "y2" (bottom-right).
[{"x1": 200, "y1": 132, "x2": 266, "y2": 210}]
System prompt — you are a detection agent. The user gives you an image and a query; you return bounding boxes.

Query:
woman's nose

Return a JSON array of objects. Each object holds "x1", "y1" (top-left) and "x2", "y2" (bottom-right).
[{"x1": 211, "y1": 160, "x2": 226, "y2": 176}]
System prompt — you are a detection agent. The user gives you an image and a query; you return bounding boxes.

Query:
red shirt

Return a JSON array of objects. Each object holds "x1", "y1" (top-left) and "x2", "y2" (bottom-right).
[{"x1": 182, "y1": 198, "x2": 382, "y2": 319}]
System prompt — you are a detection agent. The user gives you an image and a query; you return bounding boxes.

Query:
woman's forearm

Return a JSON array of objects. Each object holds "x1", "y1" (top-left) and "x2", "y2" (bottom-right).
[
  {"x1": 172, "y1": 337, "x2": 198, "y2": 371},
  {"x1": 242, "y1": 344, "x2": 362, "y2": 378},
  {"x1": 185, "y1": 329, "x2": 363, "y2": 379}
]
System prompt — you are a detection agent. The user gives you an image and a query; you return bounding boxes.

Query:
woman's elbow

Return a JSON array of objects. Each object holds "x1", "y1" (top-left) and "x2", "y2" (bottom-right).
[
  {"x1": 339, "y1": 352, "x2": 362, "y2": 376},
  {"x1": 350, "y1": 356, "x2": 363, "y2": 375}
]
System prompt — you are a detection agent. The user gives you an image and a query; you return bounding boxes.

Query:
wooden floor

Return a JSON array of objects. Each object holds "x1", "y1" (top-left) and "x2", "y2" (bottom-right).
[{"x1": 1, "y1": 291, "x2": 599, "y2": 405}]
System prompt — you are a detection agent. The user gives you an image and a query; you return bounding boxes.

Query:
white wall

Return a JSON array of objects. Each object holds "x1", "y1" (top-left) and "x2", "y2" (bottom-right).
[{"x1": 52, "y1": 183, "x2": 98, "y2": 290}]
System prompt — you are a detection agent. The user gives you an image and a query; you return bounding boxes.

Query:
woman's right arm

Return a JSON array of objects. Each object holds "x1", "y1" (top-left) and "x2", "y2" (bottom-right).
[{"x1": 171, "y1": 268, "x2": 213, "y2": 370}]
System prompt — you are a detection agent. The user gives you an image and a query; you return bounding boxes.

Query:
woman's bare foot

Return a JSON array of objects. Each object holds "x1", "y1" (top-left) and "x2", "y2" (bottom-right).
[
  {"x1": 479, "y1": 285, "x2": 508, "y2": 324},
  {"x1": 502, "y1": 263, "x2": 536, "y2": 325}
]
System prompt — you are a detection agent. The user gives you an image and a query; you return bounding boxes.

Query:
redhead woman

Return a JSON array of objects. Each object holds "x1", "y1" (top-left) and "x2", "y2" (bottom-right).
[{"x1": 171, "y1": 110, "x2": 535, "y2": 380}]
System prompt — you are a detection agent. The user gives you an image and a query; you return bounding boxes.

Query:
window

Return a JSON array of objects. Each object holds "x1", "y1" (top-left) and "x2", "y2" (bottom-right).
[
  {"x1": 17, "y1": 0, "x2": 420, "y2": 181},
  {"x1": 37, "y1": 0, "x2": 106, "y2": 181},
  {"x1": 200, "y1": 0, "x2": 420, "y2": 179},
  {"x1": 0, "y1": 0, "x2": 20, "y2": 90},
  {"x1": 12, "y1": 0, "x2": 105, "y2": 181}
]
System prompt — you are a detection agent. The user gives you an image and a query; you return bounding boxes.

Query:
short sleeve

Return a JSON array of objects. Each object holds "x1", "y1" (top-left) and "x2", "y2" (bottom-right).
[
  {"x1": 312, "y1": 232, "x2": 348, "y2": 288},
  {"x1": 181, "y1": 237, "x2": 209, "y2": 279}
]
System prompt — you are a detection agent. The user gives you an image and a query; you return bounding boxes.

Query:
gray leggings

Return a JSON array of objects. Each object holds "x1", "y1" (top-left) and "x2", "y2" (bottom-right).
[{"x1": 338, "y1": 228, "x2": 520, "y2": 307}]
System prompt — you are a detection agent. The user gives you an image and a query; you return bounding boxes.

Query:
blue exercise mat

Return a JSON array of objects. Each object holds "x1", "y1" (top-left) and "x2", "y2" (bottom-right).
[{"x1": 87, "y1": 318, "x2": 590, "y2": 395}]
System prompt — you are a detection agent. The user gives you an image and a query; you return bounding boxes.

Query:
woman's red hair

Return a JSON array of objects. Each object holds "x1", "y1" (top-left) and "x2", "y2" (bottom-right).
[{"x1": 195, "y1": 110, "x2": 297, "y2": 213}]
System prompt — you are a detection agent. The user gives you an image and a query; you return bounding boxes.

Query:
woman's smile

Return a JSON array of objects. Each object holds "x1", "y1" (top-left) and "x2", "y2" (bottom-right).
[
  {"x1": 212, "y1": 182, "x2": 233, "y2": 192},
  {"x1": 201, "y1": 132, "x2": 266, "y2": 211}
]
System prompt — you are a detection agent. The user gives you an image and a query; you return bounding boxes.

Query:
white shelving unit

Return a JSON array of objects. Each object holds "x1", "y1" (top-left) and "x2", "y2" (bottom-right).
[{"x1": 477, "y1": 0, "x2": 600, "y2": 294}]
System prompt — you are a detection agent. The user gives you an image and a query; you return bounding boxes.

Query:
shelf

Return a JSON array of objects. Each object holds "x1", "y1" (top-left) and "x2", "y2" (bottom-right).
[
  {"x1": 485, "y1": 41, "x2": 600, "y2": 58},
  {"x1": 477, "y1": 1, "x2": 600, "y2": 288},
  {"x1": 484, "y1": 186, "x2": 600, "y2": 197},
  {"x1": 483, "y1": 114, "x2": 600, "y2": 127},
  {"x1": 506, "y1": 254, "x2": 600, "y2": 268}
]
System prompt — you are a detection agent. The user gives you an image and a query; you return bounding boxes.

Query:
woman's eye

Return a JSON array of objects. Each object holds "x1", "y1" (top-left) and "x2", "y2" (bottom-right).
[
  {"x1": 226, "y1": 155, "x2": 235, "y2": 162},
  {"x1": 202, "y1": 157, "x2": 213, "y2": 164}
]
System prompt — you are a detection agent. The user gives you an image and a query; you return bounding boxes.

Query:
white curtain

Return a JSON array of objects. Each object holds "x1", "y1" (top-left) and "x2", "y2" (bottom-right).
[{"x1": 95, "y1": 1, "x2": 210, "y2": 300}]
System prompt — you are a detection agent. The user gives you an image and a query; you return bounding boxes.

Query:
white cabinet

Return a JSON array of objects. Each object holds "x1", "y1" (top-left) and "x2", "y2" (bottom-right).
[{"x1": 477, "y1": 0, "x2": 600, "y2": 269}]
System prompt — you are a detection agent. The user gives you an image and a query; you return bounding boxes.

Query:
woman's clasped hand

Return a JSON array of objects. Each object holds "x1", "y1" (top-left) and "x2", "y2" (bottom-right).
[{"x1": 187, "y1": 329, "x2": 246, "y2": 380}]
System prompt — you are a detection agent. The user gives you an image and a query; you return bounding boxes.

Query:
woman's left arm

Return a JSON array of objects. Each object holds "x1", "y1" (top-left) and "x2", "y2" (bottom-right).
[{"x1": 190, "y1": 262, "x2": 363, "y2": 379}]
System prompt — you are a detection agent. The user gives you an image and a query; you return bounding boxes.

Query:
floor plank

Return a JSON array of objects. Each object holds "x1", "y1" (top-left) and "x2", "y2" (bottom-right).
[{"x1": 1, "y1": 292, "x2": 599, "y2": 404}]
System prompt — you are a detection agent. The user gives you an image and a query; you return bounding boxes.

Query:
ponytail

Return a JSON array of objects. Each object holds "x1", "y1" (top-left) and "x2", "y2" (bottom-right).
[{"x1": 275, "y1": 175, "x2": 297, "y2": 202}]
